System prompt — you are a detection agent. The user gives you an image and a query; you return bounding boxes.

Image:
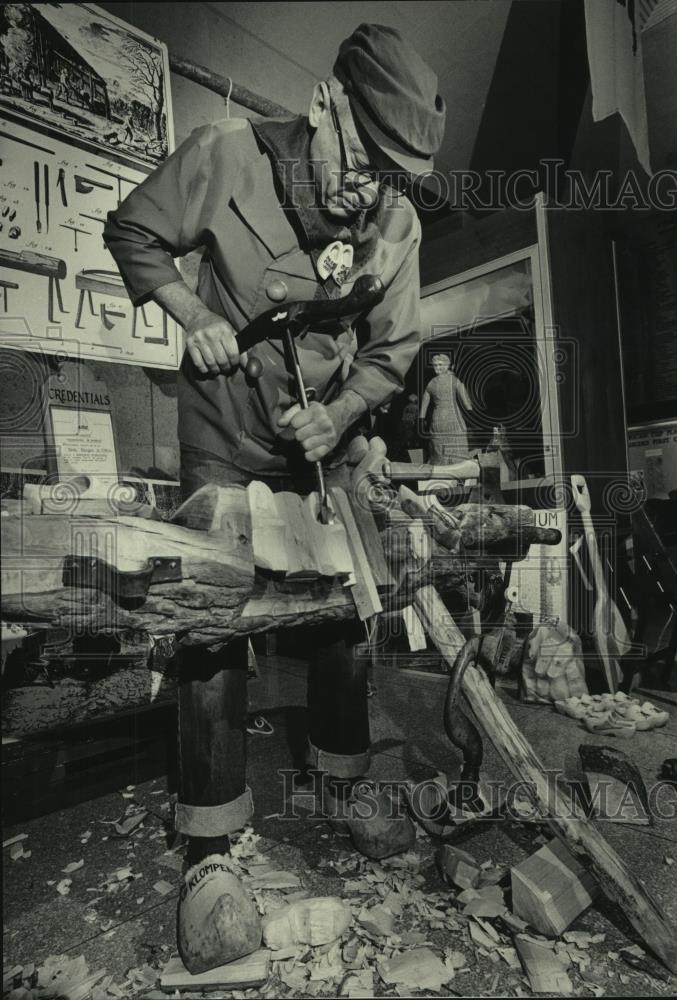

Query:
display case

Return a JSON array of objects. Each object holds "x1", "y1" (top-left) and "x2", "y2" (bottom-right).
[{"x1": 416, "y1": 246, "x2": 563, "y2": 491}]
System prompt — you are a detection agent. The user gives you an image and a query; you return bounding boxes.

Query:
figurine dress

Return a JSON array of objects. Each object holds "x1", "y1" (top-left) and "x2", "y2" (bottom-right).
[{"x1": 424, "y1": 372, "x2": 471, "y2": 463}]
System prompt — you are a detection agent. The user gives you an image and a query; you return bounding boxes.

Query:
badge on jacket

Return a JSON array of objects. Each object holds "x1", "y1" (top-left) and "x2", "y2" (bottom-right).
[{"x1": 316, "y1": 241, "x2": 354, "y2": 285}]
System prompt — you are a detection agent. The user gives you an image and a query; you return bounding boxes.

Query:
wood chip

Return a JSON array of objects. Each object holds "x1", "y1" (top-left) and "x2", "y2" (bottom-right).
[
  {"x1": 153, "y1": 880, "x2": 174, "y2": 896},
  {"x1": 461, "y1": 885, "x2": 506, "y2": 919},
  {"x1": 343, "y1": 879, "x2": 372, "y2": 894},
  {"x1": 378, "y1": 948, "x2": 450, "y2": 993},
  {"x1": 249, "y1": 870, "x2": 301, "y2": 891},
  {"x1": 114, "y1": 810, "x2": 148, "y2": 837},
  {"x1": 445, "y1": 950, "x2": 467, "y2": 971},
  {"x1": 340, "y1": 970, "x2": 374, "y2": 997},
  {"x1": 3, "y1": 834, "x2": 28, "y2": 850},
  {"x1": 515, "y1": 936, "x2": 573, "y2": 995},
  {"x1": 62, "y1": 860, "x2": 84, "y2": 874},
  {"x1": 497, "y1": 946, "x2": 521, "y2": 969},
  {"x1": 56, "y1": 879, "x2": 72, "y2": 895},
  {"x1": 2, "y1": 967, "x2": 23, "y2": 990},
  {"x1": 468, "y1": 918, "x2": 501, "y2": 950},
  {"x1": 357, "y1": 904, "x2": 396, "y2": 939},
  {"x1": 156, "y1": 852, "x2": 184, "y2": 872}
]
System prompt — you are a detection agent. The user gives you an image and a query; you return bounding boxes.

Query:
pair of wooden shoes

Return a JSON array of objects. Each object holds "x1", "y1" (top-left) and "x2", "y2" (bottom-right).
[{"x1": 554, "y1": 692, "x2": 669, "y2": 737}]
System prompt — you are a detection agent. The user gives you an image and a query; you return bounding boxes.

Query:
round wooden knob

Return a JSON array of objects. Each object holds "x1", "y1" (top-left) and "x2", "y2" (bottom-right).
[
  {"x1": 245, "y1": 356, "x2": 263, "y2": 380},
  {"x1": 266, "y1": 279, "x2": 288, "y2": 302}
]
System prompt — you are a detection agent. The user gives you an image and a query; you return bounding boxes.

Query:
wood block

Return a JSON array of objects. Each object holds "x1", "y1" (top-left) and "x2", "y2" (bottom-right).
[
  {"x1": 329, "y1": 488, "x2": 382, "y2": 620},
  {"x1": 511, "y1": 838, "x2": 598, "y2": 936},
  {"x1": 274, "y1": 492, "x2": 320, "y2": 580},
  {"x1": 247, "y1": 482, "x2": 288, "y2": 573},
  {"x1": 436, "y1": 844, "x2": 481, "y2": 890},
  {"x1": 402, "y1": 605, "x2": 427, "y2": 651},
  {"x1": 304, "y1": 493, "x2": 354, "y2": 579},
  {"x1": 514, "y1": 936, "x2": 573, "y2": 994},
  {"x1": 159, "y1": 949, "x2": 270, "y2": 991}
]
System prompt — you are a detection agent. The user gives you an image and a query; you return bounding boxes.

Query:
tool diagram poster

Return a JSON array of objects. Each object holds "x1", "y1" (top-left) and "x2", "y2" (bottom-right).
[{"x1": 0, "y1": 4, "x2": 179, "y2": 369}]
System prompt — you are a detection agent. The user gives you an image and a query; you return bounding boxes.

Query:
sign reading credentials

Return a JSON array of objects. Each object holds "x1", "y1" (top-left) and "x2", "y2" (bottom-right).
[{"x1": 43, "y1": 360, "x2": 119, "y2": 494}]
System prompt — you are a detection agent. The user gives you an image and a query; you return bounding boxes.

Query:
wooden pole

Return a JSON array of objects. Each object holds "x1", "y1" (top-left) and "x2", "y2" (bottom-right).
[
  {"x1": 168, "y1": 54, "x2": 291, "y2": 119},
  {"x1": 414, "y1": 584, "x2": 677, "y2": 974}
]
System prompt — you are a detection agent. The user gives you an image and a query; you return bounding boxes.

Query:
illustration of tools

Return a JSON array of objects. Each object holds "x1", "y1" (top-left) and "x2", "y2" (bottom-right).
[
  {"x1": 85, "y1": 163, "x2": 136, "y2": 206},
  {"x1": 56, "y1": 167, "x2": 68, "y2": 207},
  {"x1": 75, "y1": 268, "x2": 167, "y2": 344},
  {"x1": 0, "y1": 278, "x2": 19, "y2": 312},
  {"x1": 100, "y1": 304, "x2": 126, "y2": 330},
  {"x1": 80, "y1": 212, "x2": 106, "y2": 225},
  {"x1": 59, "y1": 223, "x2": 92, "y2": 252},
  {"x1": 74, "y1": 174, "x2": 113, "y2": 194},
  {"x1": 0, "y1": 248, "x2": 68, "y2": 323},
  {"x1": 44, "y1": 163, "x2": 50, "y2": 234},
  {"x1": 34, "y1": 161, "x2": 41, "y2": 233}
]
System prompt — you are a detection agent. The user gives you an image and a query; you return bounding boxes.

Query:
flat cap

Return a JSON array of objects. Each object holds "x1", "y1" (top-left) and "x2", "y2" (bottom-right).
[{"x1": 334, "y1": 23, "x2": 446, "y2": 176}]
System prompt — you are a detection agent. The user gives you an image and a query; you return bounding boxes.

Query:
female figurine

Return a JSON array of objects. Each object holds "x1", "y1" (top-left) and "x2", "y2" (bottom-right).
[{"x1": 419, "y1": 353, "x2": 472, "y2": 463}]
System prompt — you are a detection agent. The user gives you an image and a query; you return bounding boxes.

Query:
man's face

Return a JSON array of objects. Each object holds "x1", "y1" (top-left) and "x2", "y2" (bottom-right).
[
  {"x1": 432, "y1": 357, "x2": 450, "y2": 375},
  {"x1": 309, "y1": 85, "x2": 382, "y2": 220}
]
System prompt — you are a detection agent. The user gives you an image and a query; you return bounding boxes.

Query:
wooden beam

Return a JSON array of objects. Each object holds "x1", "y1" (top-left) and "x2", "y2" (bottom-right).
[
  {"x1": 330, "y1": 487, "x2": 382, "y2": 620},
  {"x1": 168, "y1": 54, "x2": 290, "y2": 119},
  {"x1": 414, "y1": 585, "x2": 677, "y2": 974}
]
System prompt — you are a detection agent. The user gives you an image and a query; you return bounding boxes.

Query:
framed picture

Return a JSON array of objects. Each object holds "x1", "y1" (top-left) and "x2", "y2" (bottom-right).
[{"x1": 0, "y1": 3, "x2": 173, "y2": 170}]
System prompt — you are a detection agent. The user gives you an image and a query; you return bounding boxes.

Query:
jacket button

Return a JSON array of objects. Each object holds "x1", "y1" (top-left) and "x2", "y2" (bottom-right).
[{"x1": 266, "y1": 279, "x2": 288, "y2": 302}]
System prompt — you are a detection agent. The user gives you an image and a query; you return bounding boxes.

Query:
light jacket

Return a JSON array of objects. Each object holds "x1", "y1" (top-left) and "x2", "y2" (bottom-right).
[{"x1": 103, "y1": 116, "x2": 422, "y2": 474}]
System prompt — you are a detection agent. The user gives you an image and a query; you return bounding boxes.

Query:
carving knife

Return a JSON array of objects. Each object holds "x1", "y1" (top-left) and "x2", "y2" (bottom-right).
[
  {"x1": 44, "y1": 163, "x2": 50, "y2": 234},
  {"x1": 34, "y1": 161, "x2": 41, "y2": 233}
]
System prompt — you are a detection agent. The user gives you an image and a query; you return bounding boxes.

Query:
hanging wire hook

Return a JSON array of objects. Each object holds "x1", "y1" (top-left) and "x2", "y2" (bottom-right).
[{"x1": 225, "y1": 76, "x2": 233, "y2": 118}]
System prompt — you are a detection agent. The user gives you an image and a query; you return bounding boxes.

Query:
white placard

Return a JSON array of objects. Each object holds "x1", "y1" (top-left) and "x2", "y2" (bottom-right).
[{"x1": 50, "y1": 405, "x2": 118, "y2": 489}]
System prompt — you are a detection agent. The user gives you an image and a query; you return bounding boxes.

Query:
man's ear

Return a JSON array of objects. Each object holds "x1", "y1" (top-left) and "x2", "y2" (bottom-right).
[{"x1": 308, "y1": 81, "x2": 330, "y2": 129}]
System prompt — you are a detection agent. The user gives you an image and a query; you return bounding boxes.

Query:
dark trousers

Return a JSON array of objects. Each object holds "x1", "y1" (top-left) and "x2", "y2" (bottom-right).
[{"x1": 175, "y1": 446, "x2": 370, "y2": 838}]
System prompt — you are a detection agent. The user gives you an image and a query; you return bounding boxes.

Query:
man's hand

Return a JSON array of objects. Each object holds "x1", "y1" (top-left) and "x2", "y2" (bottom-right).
[
  {"x1": 184, "y1": 308, "x2": 243, "y2": 376},
  {"x1": 278, "y1": 390, "x2": 369, "y2": 463},
  {"x1": 153, "y1": 281, "x2": 246, "y2": 377},
  {"x1": 278, "y1": 401, "x2": 339, "y2": 462}
]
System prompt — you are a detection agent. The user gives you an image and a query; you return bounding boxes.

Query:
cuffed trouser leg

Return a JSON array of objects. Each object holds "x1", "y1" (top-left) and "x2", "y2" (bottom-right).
[
  {"x1": 176, "y1": 638, "x2": 254, "y2": 837},
  {"x1": 306, "y1": 620, "x2": 371, "y2": 779}
]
